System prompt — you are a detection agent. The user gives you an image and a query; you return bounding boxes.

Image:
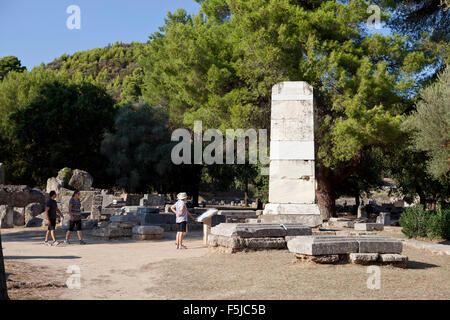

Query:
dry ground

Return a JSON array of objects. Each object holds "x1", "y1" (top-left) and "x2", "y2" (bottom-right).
[{"x1": 1, "y1": 227, "x2": 449, "y2": 300}]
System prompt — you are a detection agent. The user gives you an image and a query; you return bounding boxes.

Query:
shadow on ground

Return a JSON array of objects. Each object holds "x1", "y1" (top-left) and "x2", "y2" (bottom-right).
[
  {"x1": 5, "y1": 255, "x2": 81, "y2": 260},
  {"x1": 406, "y1": 260, "x2": 439, "y2": 269}
]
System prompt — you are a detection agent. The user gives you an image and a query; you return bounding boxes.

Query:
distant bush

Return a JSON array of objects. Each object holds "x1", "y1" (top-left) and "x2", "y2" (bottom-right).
[
  {"x1": 400, "y1": 205, "x2": 450, "y2": 240},
  {"x1": 57, "y1": 167, "x2": 72, "y2": 186},
  {"x1": 400, "y1": 205, "x2": 429, "y2": 238},
  {"x1": 427, "y1": 208, "x2": 450, "y2": 240}
]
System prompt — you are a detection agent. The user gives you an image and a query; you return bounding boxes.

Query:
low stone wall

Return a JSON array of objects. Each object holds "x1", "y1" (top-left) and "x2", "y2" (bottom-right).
[{"x1": 0, "y1": 185, "x2": 45, "y2": 207}]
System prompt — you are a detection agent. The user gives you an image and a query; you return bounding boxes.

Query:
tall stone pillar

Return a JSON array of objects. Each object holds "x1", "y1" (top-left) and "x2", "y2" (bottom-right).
[{"x1": 262, "y1": 82, "x2": 322, "y2": 227}]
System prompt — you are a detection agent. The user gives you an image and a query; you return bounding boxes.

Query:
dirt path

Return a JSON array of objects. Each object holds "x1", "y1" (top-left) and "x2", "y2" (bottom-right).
[
  {"x1": 2, "y1": 227, "x2": 207, "y2": 299},
  {"x1": 2, "y1": 227, "x2": 449, "y2": 300}
]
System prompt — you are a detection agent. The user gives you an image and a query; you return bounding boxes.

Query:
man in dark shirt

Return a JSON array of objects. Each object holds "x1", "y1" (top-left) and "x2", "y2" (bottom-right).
[{"x1": 44, "y1": 190, "x2": 64, "y2": 246}]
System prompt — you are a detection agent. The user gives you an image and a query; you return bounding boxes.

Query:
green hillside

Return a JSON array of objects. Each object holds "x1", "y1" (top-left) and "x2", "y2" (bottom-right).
[{"x1": 44, "y1": 42, "x2": 146, "y2": 102}]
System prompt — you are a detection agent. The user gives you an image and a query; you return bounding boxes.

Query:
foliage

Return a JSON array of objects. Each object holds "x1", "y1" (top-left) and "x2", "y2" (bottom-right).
[
  {"x1": 376, "y1": 0, "x2": 450, "y2": 76},
  {"x1": 45, "y1": 42, "x2": 146, "y2": 102},
  {"x1": 409, "y1": 66, "x2": 450, "y2": 179},
  {"x1": 399, "y1": 205, "x2": 430, "y2": 238},
  {"x1": 57, "y1": 167, "x2": 73, "y2": 186},
  {"x1": 385, "y1": 146, "x2": 449, "y2": 205},
  {"x1": 8, "y1": 80, "x2": 116, "y2": 187},
  {"x1": 400, "y1": 205, "x2": 450, "y2": 240},
  {"x1": 101, "y1": 102, "x2": 173, "y2": 193},
  {"x1": 0, "y1": 56, "x2": 26, "y2": 80},
  {"x1": 427, "y1": 207, "x2": 450, "y2": 240},
  {"x1": 139, "y1": 0, "x2": 432, "y2": 216},
  {"x1": 335, "y1": 147, "x2": 385, "y2": 201}
]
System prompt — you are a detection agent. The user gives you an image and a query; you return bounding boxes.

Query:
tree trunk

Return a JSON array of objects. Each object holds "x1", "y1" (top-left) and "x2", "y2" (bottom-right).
[
  {"x1": 0, "y1": 231, "x2": 9, "y2": 300},
  {"x1": 244, "y1": 176, "x2": 249, "y2": 207},
  {"x1": 316, "y1": 167, "x2": 336, "y2": 219}
]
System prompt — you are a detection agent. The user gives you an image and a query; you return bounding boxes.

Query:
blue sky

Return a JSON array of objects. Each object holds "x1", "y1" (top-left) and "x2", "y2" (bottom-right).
[{"x1": 0, "y1": 0, "x2": 200, "y2": 70}]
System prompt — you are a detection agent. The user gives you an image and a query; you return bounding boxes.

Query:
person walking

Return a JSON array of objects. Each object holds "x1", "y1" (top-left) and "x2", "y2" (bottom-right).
[
  {"x1": 44, "y1": 191, "x2": 64, "y2": 246},
  {"x1": 64, "y1": 190, "x2": 86, "y2": 245}
]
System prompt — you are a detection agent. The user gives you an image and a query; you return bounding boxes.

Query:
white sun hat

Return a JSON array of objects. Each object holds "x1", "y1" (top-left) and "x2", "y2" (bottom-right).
[{"x1": 177, "y1": 192, "x2": 188, "y2": 200}]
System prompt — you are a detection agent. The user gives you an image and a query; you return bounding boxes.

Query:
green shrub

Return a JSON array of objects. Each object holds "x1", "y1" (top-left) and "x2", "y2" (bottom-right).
[
  {"x1": 399, "y1": 205, "x2": 429, "y2": 238},
  {"x1": 427, "y1": 207, "x2": 450, "y2": 240},
  {"x1": 57, "y1": 167, "x2": 72, "y2": 186}
]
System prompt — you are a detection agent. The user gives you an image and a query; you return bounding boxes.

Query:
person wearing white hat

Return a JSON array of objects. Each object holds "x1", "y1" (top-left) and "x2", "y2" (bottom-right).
[{"x1": 170, "y1": 192, "x2": 197, "y2": 249}]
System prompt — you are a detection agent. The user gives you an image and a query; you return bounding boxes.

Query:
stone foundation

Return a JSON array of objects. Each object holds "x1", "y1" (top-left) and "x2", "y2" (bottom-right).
[
  {"x1": 207, "y1": 223, "x2": 311, "y2": 253},
  {"x1": 288, "y1": 235, "x2": 407, "y2": 267}
]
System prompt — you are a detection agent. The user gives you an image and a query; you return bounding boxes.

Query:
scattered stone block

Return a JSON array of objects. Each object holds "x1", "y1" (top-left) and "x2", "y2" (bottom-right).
[
  {"x1": 358, "y1": 237, "x2": 402, "y2": 254},
  {"x1": 132, "y1": 225, "x2": 163, "y2": 235},
  {"x1": 379, "y1": 254, "x2": 408, "y2": 267},
  {"x1": 24, "y1": 202, "x2": 44, "y2": 224},
  {"x1": 0, "y1": 185, "x2": 45, "y2": 207},
  {"x1": 82, "y1": 219, "x2": 98, "y2": 230},
  {"x1": 295, "y1": 254, "x2": 342, "y2": 264},
  {"x1": 132, "y1": 225, "x2": 164, "y2": 240},
  {"x1": 328, "y1": 218, "x2": 355, "y2": 228},
  {"x1": 211, "y1": 223, "x2": 286, "y2": 238},
  {"x1": 207, "y1": 234, "x2": 286, "y2": 252},
  {"x1": 354, "y1": 223, "x2": 384, "y2": 231},
  {"x1": 287, "y1": 236, "x2": 359, "y2": 255},
  {"x1": 282, "y1": 223, "x2": 313, "y2": 236},
  {"x1": 13, "y1": 207, "x2": 25, "y2": 226},
  {"x1": 68, "y1": 169, "x2": 93, "y2": 191},
  {"x1": 92, "y1": 225, "x2": 132, "y2": 239},
  {"x1": 376, "y1": 212, "x2": 391, "y2": 226},
  {"x1": 0, "y1": 205, "x2": 14, "y2": 228},
  {"x1": 349, "y1": 253, "x2": 379, "y2": 265}
]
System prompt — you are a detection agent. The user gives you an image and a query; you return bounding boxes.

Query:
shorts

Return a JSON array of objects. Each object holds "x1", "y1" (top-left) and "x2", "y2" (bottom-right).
[
  {"x1": 47, "y1": 218, "x2": 57, "y2": 230},
  {"x1": 69, "y1": 220, "x2": 82, "y2": 231},
  {"x1": 177, "y1": 221, "x2": 187, "y2": 232}
]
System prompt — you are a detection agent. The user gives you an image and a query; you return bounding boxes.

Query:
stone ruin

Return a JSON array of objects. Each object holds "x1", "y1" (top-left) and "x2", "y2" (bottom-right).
[
  {"x1": 208, "y1": 223, "x2": 312, "y2": 253},
  {"x1": 204, "y1": 82, "x2": 409, "y2": 267},
  {"x1": 262, "y1": 82, "x2": 322, "y2": 227},
  {"x1": 288, "y1": 235, "x2": 407, "y2": 267},
  {"x1": 0, "y1": 185, "x2": 46, "y2": 228}
]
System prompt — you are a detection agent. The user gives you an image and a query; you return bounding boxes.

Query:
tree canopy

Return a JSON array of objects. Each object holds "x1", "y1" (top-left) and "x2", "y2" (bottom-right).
[{"x1": 139, "y1": 0, "x2": 433, "y2": 217}]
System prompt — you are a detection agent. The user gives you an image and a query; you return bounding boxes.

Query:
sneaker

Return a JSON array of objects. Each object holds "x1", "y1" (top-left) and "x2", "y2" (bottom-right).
[
  {"x1": 180, "y1": 245, "x2": 187, "y2": 249},
  {"x1": 63, "y1": 240, "x2": 70, "y2": 245},
  {"x1": 51, "y1": 241, "x2": 60, "y2": 246},
  {"x1": 44, "y1": 241, "x2": 51, "y2": 247},
  {"x1": 79, "y1": 240, "x2": 86, "y2": 245}
]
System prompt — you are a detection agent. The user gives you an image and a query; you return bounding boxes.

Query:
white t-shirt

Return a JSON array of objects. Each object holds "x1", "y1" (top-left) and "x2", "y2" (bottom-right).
[{"x1": 175, "y1": 200, "x2": 187, "y2": 223}]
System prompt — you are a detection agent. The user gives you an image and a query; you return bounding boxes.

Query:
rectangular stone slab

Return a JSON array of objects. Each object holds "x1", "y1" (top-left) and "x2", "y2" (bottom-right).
[
  {"x1": 132, "y1": 225, "x2": 164, "y2": 235},
  {"x1": 357, "y1": 237, "x2": 402, "y2": 254},
  {"x1": 287, "y1": 236, "x2": 360, "y2": 255},
  {"x1": 210, "y1": 223, "x2": 287, "y2": 238},
  {"x1": 354, "y1": 222, "x2": 384, "y2": 231},
  {"x1": 281, "y1": 224, "x2": 312, "y2": 236},
  {"x1": 217, "y1": 210, "x2": 258, "y2": 219},
  {"x1": 287, "y1": 235, "x2": 403, "y2": 255}
]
